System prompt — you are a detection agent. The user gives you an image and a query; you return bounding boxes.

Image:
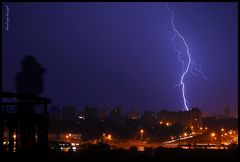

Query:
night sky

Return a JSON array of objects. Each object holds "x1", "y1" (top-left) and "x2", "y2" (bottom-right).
[{"x1": 2, "y1": 2, "x2": 238, "y2": 116}]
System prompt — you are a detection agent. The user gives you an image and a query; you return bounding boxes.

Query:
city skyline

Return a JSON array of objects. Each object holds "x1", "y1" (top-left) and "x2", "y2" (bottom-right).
[{"x1": 2, "y1": 2, "x2": 238, "y2": 116}]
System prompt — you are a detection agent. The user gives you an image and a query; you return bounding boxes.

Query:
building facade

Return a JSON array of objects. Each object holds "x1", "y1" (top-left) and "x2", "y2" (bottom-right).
[{"x1": 157, "y1": 108, "x2": 202, "y2": 131}]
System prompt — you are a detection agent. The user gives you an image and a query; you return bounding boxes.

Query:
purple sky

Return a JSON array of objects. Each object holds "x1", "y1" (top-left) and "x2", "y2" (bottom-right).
[{"x1": 2, "y1": 2, "x2": 238, "y2": 116}]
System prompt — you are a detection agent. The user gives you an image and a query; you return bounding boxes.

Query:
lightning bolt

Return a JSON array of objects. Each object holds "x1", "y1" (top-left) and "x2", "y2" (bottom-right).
[{"x1": 165, "y1": 3, "x2": 209, "y2": 111}]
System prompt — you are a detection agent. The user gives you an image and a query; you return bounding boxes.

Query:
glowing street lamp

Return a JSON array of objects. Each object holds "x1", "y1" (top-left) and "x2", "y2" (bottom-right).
[
  {"x1": 140, "y1": 129, "x2": 144, "y2": 142},
  {"x1": 108, "y1": 134, "x2": 112, "y2": 140},
  {"x1": 211, "y1": 133, "x2": 215, "y2": 137}
]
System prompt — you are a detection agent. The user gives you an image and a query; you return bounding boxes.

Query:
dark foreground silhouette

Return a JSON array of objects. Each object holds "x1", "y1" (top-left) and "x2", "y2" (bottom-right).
[
  {"x1": 16, "y1": 55, "x2": 45, "y2": 96},
  {"x1": 2, "y1": 143, "x2": 239, "y2": 162},
  {"x1": 0, "y1": 56, "x2": 49, "y2": 154}
]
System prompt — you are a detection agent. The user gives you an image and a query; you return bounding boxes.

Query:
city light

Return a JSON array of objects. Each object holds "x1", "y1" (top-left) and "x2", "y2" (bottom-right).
[
  {"x1": 184, "y1": 133, "x2": 187, "y2": 137},
  {"x1": 72, "y1": 146, "x2": 77, "y2": 151},
  {"x1": 211, "y1": 133, "x2": 215, "y2": 137},
  {"x1": 140, "y1": 129, "x2": 144, "y2": 141},
  {"x1": 221, "y1": 128, "x2": 225, "y2": 131},
  {"x1": 106, "y1": 134, "x2": 112, "y2": 141},
  {"x1": 166, "y1": 122, "x2": 171, "y2": 126},
  {"x1": 103, "y1": 133, "x2": 112, "y2": 141},
  {"x1": 78, "y1": 116, "x2": 85, "y2": 120}
]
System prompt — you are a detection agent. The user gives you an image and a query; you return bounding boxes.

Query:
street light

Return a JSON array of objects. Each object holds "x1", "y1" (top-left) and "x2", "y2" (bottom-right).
[
  {"x1": 108, "y1": 134, "x2": 112, "y2": 140},
  {"x1": 140, "y1": 129, "x2": 144, "y2": 142},
  {"x1": 211, "y1": 133, "x2": 215, "y2": 137},
  {"x1": 210, "y1": 132, "x2": 216, "y2": 143},
  {"x1": 66, "y1": 135, "x2": 69, "y2": 142}
]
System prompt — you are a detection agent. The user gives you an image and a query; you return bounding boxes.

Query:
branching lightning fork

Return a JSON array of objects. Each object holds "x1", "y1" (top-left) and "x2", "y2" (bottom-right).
[{"x1": 165, "y1": 3, "x2": 209, "y2": 111}]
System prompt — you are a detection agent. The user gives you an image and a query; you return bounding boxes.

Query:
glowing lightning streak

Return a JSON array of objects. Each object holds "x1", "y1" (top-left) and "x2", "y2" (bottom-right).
[
  {"x1": 165, "y1": 3, "x2": 192, "y2": 111},
  {"x1": 165, "y1": 3, "x2": 209, "y2": 111}
]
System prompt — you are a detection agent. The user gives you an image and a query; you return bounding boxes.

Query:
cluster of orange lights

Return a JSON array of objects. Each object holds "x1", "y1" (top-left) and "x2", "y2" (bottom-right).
[
  {"x1": 102, "y1": 133, "x2": 112, "y2": 140},
  {"x1": 159, "y1": 121, "x2": 172, "y2": 126},
  {"x1": 219, "y1": 129, "x2": 236, "y2": 137},
  {"x1": 65, "y1": 134, "x2": 72, "y2": 139},
  {"x1": 209, "y1": 129, "x2": 237, "y2": 141},
  {"x1": 199, "y1": 127, "x2": 208, "y2": 131}
]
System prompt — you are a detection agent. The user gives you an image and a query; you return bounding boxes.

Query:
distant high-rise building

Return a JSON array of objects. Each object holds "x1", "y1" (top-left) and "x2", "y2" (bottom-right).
[
  {"x1": 223, "y1": 106, "x2": 231, "y2": 118},
  {"x1": 157, "y1": 108, "x2": 202, "y2": 130},
  {"x1": 142, "y1": 111, "x2": 155, "y2": 127},
  {"x1": 98, "y1": 108, "x2": 109, "y2": 121},
  {"x1": 62, "y1": 105, "x2": 76, "y2": 121},
  {"x1": 128, "y1": 109, "x2": 141, "y2": 120},
  {"x1": 83, "y1": 105, "x2": 99, "y2": 121},
  {"x1": 110, "y1": 106, "x2": 125, "y2": 126},
  {"x1": 50, "y1": 106, "x2": 61, "y2": 119}
]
